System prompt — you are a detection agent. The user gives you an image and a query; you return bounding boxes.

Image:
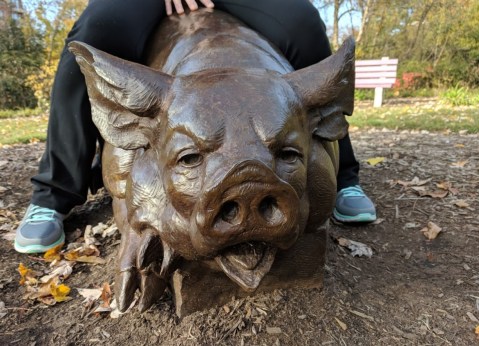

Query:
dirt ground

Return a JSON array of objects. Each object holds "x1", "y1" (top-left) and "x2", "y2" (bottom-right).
[{"x1": 1, "y1": 126, "x2": 478, "y2": 345}]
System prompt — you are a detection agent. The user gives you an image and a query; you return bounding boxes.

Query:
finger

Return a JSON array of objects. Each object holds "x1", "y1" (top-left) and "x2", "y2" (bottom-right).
[
  {"x1": 184, "y1": 0, "x2": 198, "y2": 11},
  {"x1": 199, "y1": 0, "x2": 215, "y2": 9},
  {"x1": 173, "y1": 0, "x2": 185, "y2": 14},
  {"x1": 164, "y1": 0, "x2": 173, "y2": 16}
]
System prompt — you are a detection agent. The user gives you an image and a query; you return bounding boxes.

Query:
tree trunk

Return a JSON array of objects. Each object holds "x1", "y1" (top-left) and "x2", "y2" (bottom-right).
[
  {"x1": 356, "y1": 0, "x2": 372, "y2": 44},
  {"x1": 332, "y1": 0, "x2": 340, "y2": 50}
]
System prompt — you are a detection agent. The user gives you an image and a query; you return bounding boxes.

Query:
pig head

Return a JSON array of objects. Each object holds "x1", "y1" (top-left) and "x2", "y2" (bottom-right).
[{"x1": 69, "y1": 10, "x2": 355, "y2": 312}]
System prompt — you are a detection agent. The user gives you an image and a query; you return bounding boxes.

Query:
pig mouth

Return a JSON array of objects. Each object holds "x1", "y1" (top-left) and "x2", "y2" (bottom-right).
[{"x1": 214, "y1": 241, "x2": 277, "y2": 291}]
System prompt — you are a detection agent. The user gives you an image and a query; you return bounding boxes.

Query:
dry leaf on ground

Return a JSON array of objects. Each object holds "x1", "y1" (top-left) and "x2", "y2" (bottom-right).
[
  {"x1": 44, "y1": 244, "x2": 63, "y2": 262},
  {"x1": 23, "y1": 277, "x2": 71, "y2": 305},
  {"x1": 366, "y1": 157, "x2": 385, "y2": 166},
  {"x1": 454, "y1": 200, "x2": 470, "y2": 208},
  {"x1": 450, "y1": 160, "x2": 468, "y2": 167},
  {"x1": 18, "y1": 263, "x2": 40, "y2": 286},
  {"x1": 0, "y1": 301, "x2": 7, "y2": 319},
  {"x1": 1, "y1": 228, "x2": 16, "y2": 241},
  {"x1": 337, "y1": 237, "x2": 373, "y2": 258},
  {"x1": 40, "y1": 261, "x2": 74, "y2": 283},
  {"x1": 335, "y1": 317, "x2": 347, "y2": 331},
  {"x1": 396, "y1": 177, "x2": 431, "y2": 187},
  {"x1": 420, "y1": 222, "x2": 442, "y2": 240},
  {"x1": 78, "y1": 288, "x2": 102, "y2": 304}
]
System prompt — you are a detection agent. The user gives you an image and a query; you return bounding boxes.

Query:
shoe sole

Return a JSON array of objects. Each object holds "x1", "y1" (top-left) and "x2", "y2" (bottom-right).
[
  {"x1": 333, "y1": 209, "x2": 377, "y2": 223},
  {"x1": 14, "y1": 233, "x2": 65, "y2": 254}
]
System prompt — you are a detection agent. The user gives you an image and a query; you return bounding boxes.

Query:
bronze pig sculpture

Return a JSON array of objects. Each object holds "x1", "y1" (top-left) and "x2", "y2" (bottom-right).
[{"x1": 69, "y1": 9, "x2": 355, "y2": 314}]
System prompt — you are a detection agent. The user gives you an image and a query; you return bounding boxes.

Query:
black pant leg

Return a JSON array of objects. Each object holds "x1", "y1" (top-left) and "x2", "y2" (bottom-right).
[
  {"x1": 31, "y1": 0, "x2": 166, "y2": 214},
  {"x1": 215, "y1": 0, "x2": 360, "y2": 190},
  {"x1": 336, "y1": 133, "x2": 360, "y2": 190}
]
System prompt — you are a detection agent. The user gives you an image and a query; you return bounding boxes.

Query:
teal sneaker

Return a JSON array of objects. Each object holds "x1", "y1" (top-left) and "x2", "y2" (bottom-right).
[
  {"x1": 14, "y1": 204, "x2": 65, "y2": 254},
  {"x1": 333, "y1": 185, "x2": 377, "y2": 223}
]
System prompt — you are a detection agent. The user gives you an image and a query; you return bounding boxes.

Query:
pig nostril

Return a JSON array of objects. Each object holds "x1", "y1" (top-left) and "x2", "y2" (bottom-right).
[
  {"x1": 219, "y1": 201, "x2": 240, "y2": 224},
  {"x1": 258, "y1": 196, "x2": 283, "y2": 225}
]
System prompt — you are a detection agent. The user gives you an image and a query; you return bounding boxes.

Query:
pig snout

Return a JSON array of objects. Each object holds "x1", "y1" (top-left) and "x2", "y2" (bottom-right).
[{"x1": 191, "y1": 161, "x2": 301, "y2": 255}]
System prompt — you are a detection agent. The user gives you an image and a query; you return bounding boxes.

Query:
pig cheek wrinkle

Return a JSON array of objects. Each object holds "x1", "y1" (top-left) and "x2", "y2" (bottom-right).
[
  {"x1": 278, "y1": 165, "x2": 307, "y2": 198},
  {"x1": 167, "y1": 168, "x2": 202, "y2": 217}
]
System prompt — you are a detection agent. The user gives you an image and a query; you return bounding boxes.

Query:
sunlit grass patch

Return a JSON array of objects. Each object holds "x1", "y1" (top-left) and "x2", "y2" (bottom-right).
[
  {"x1": 0, "y1": 108, "x2": 45, "y2": 119},
  {"x1": 0, "y1": 115, "x2": 48, "y2": 145},
  {"x1": 350, "y1": 104, "x2": 479, "y2": 133}
]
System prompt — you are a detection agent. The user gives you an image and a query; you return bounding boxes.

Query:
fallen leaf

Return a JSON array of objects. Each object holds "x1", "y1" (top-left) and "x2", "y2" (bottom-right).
[
  {"x1": 0, "y1": 186, "x2": 7, "y2": 193},
  {"x1": 349, "y1": 309, "x2": 375, "y2": 321},
  {"x1": 18, "y1": 263, "x2": 39, "y2": 286},
  {"x1": 454, "y1": 200, "x2": 470, "y2": 208},
  {"x1": 50, "y1": 280, "x2": 71, "y2": 302},
  {"x1": 1, "y1": 228, "x2": 16, "y2": 241},
  {"x1": 84, "y1": 225, "x2": 97, "y2": 246},
  {"x1": 436, "y1": 181, "x2": 452, "y2": 190},
  {"x1": 372, "y1": 218, "x2": 385, "y2": 225},
  {"x1": 468, "y1": 312, "x2": 479, "y2": 323},
  {"x1": 64, "y1": 245, "x2": 104, "y2": 264},
  {"x1": 397, "y1": 177, "x2": 431, "y2": 187},
  {"x1": 420, "y1": 222, "x2": 442, "y2": 240},
  {"x1": 100, "y1": 282, "x2": 112, "y2": 308},
  {"x1": 450, "y1": 160, "x2": 468, "y2": 167},
  {"x1": 44, "y1": 244, "x2": 63, "y2": 262},
  {"x1": 475, "y1": 325, "x2": 479, "y2": 336},
  {"x1": 77, "y1": 288, "x2": 102, "y2": 304},
  {"x1": 366, "y1": 157, "x2": 385, "y2": 166},
  {"x1": 423, "y1": 190, "x2": 448, "y2": 199},
  {"x1": 40, "y1": 261, "x2": 73, "y2": 283},
  {"x1": 454, "y1": 144, "x2": 465, "y2": 148},
  {"x1": 101, "y1": 224, "x2": 118, "y2": 238},
  {"x1": 94, "y1": 306, "x2": 112, "y2": 313},
  {"x1": 335, "y1": 317, "x2": 347, "y2": 331},
  {"x1": 92, "y1": 222, "x2": 109, "y2": 236},
  {"x1": 266, "y1": 327, "x2": 282, "y2": 334},
  {"x1": 411, "y1": 187, "x2": 448, "y2": 198},
  {"x1": 110, "y1": 295, "x2": 135, "y2": 318},
  {"x1": 337, "y1": 237, "x2": 373, "y2": 258},
  {"x1": 74, "y1": 256, "x2": 106, "y2": 265},
  {"x1": 0, "y1": 301, "x2": 7, "y2": 319}
]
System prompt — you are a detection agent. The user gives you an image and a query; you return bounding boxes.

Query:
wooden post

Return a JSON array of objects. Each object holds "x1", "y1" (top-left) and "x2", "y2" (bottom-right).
[
  {"x1": 373, "y1": 57, "x2": 390, "y2": 107},
  {"x1": 373, "y1": 86, "x2": 383, "y2": 107}
]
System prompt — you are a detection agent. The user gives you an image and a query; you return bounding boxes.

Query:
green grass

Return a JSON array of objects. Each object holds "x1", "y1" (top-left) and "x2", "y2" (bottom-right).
[
  {"x1": 0, "y1": 115, "x2": 48, "y2": 145},
  {"x1": 0, "y1": 100, "x2": 478, "y2": 146},
  {"x1": 0, "y1": 108, "x2": 45, "y2": 119},
  {"x1": 350, "y1": 104, "x2": 479, "y2": 133}
]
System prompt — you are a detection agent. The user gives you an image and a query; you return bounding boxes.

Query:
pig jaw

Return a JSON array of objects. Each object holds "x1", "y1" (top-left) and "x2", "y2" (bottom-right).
[{"x1": 188, "y1": 160, "x2": 301, "y2": 291}]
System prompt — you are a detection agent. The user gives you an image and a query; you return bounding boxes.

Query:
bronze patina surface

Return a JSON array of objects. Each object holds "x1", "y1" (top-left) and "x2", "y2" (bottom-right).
[{"x1": 69, "y1": 9, "x2": 355, "y2": 315}]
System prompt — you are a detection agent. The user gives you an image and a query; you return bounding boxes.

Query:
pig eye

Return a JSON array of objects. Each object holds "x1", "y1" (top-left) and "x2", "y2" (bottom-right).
[
  {"x1": 178, "y1": 152, "x2": 203, "y2": 167},
  {"x1": 279, "y1": 147, "x2": 302, "y2": 164}
]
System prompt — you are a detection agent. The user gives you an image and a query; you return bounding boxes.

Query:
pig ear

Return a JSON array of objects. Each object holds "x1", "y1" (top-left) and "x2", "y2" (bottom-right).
[
  {"x1": 284, "y1": 37, "x2": 355, "y2": 141},
  {"x1": 69, "y1": 41, "x2": 173, "y2": 150}
]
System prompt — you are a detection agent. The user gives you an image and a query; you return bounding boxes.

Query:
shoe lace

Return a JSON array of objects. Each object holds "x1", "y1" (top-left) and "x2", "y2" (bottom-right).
[
  {"x1": 25, "y1": 205, "x2": 57, "y2": 223},
  {"x1": 339, "y1": 185, "x2": 366, "y2": 198}
]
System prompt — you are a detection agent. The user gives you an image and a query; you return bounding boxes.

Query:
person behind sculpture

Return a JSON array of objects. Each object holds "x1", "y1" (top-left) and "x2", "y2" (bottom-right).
[{"x1": 14, "y1": 0, "x2": 376, "y2": 254}]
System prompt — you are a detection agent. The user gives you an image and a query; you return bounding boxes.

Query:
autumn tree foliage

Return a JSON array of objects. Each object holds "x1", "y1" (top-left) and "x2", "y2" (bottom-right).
[
  {"x1": 25, "y1": 0, "x2": 87, "y2": 109},
  {"x1": 314, "y1": 0, "x2": 479, "y2": 88},
  {"x1": 0, "y1": 16, "x2": 43, "y2": 109}
]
